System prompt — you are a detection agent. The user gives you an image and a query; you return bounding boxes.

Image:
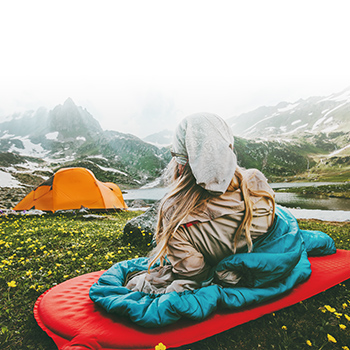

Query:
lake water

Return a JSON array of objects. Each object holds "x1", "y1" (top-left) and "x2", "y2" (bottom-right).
[
  {"x1": 123, "y1": 183, "x2": 350, "y2": 220},
  {"x1": 274, "y1": 192, "x2": 349, "y2": 211}
]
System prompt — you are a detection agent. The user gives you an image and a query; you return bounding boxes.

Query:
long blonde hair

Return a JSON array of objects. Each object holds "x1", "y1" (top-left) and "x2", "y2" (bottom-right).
[{"x1": 148, "y1": 160, "x2": 275, "y2": 270}]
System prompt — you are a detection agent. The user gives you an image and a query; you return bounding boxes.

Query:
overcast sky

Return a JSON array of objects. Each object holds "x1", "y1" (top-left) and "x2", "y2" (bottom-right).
[{"x1": 1, "y1": 0, "x2": 350, "y2": 138}]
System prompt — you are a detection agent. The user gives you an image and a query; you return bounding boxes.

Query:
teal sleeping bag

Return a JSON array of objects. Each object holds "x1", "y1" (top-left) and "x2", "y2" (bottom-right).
[{"x1": 89, "y1": 206, "x2": 336, "y2": 327}]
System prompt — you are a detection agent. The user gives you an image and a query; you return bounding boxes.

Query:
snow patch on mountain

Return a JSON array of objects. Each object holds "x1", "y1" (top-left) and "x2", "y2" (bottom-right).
[
  {"x1": 277, "y1": 103, "x2": 299, "y2": 112},
  {"x1": 324, "y1": 117, "x2": 333, "y2": 124},
  {"x1": 87, "y1": 155, "x2": 108, "y2": 161},
  {"x1": 244, "y1": 112, "x2": 280, "y2": 135},
  {"x1": 45, "y1": 132, "x2": 59, "y2": 140},
  {"x1": 312, "y1": 116, "x2": 327, "y2": 131},
  {"x1": 321, "y1": 102, "x2": 348, "y2": 120},
  {"x1": 0, "y1": 132, "x2": 15, "y2": 139},
  {"x1": 44, "y1": 154, "x2": 76, "y2": 164},
  {"x1": 24, "y1": 161, "x2": 52, "y2": 173},
  {"x1": 322, "y1": 124, "x2": 339, "y2": 134},
  {"x1": 283, "y1": 123, "x2": 308, "y2": 135},
  {"x1": 329, "y1": 90, "x2": 350, "y2": 103},
  {"x1": 291, "y1": 120, "x2": 301, "y2": 125},
  {"x1": 328, "y1": 143, "x2": 350, "y2": 156},
  {"x1": 0, "y1": 170, "x2": 22, "y2": 187},
  {"x1": 96, "y1": 164, "x2": 129, "y2": 176},
  {"x1": 9, "y1": 136, "x2": 50, "y2": 158},
  {"x1": 319, "y1": 89, "x2": 350, "y2": 103}
]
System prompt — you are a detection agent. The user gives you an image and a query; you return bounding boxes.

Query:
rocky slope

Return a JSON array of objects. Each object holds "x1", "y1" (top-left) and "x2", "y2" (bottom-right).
[
  {"x1": 0, "y1": 98, "x2": 171, "y2": 184},
  {"x1": 226, "y1": 87, "x2": 350, "y2": 139}
]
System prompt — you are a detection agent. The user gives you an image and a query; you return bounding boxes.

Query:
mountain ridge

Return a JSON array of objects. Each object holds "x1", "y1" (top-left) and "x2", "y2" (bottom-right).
[
  {"x1": 226, "y1": 87, "x2": 350, "y2": 139},
  {"x1": 0, "y1": 98, "x2": 171, "y2": 194},
  {"x1": 0, "y1": 91, "x2": 349, "y2": 210}
]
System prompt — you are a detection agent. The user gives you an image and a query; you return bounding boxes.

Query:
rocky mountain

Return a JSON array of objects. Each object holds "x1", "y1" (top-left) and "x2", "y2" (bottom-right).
[
  {"x1": 224, "y1": 88, "x2": 350, "y2": 182},
  {"x1": 145, "y1": 87, "x2": 350, "y2": 144},
  {"x1": 0, "y1": 98, "x2": 171, "y2": 199},
  {"x1": 226, "y1": 87, "x2": 350, "y2": 139},
  {"x1": 1, "y1": 89, "x2": 350, "y2": 210},
  {"x1": 143, "y1": 129, "x2": 173, "y2": 147}
]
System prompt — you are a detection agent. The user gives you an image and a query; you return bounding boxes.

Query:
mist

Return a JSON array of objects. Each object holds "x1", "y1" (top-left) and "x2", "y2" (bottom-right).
[{"x1": 1, "y1": 0, "x2": 350, "y2": 138}]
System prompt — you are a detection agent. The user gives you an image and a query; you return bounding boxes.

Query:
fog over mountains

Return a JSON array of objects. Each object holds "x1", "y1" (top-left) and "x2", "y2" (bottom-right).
[
  {"x1": 0, "y1": 88, "x2": 349, "y2": 209},
  {"x1": 226, "y1": 87, "x2": 350, "y2": 139},
  {"x1": 0, "y1": 98, "x2": 170, "y2": 194}
]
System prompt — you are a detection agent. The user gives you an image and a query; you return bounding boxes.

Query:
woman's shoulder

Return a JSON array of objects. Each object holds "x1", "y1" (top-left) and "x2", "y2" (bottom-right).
[
  {"x1": 242, "y1": 168, "x2": 274, "y2": 193},
  {"x1": 243, "y1": 168, "x2": 268, "y2": 180}
]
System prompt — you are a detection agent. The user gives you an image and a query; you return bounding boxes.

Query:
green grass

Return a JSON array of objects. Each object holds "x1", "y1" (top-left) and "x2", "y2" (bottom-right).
[{"x1": 0, "y1": 213, "x2": 349, "y2": 350}]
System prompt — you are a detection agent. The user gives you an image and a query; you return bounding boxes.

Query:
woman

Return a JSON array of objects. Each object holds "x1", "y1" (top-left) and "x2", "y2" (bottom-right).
[
  {"x1": 90, "y1": 112, "x2": 335, "y2": 327},
  {"x1": 125, "y1": 112, "x2": 276, "y2": 293}
]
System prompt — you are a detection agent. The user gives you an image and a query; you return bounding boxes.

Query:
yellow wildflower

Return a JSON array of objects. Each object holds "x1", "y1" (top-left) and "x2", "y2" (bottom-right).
[
  {"x1": 155, "y1": 343, "x2": 166, "y2": 350},
  {"x1": 306, "y1": 340, "x2": 312, "y2": 346},
  {"x1": 342, "y1": 346, "x2": 350, "y2": 350},
  {"x1": 343, "y1": 303, "x2": 348, "y2": 309},
  {"x1": 324, "y1": 305, "x2": 336, "y2": 313},
  {"x1": 327, "y1": 334, "x2": 337, "y2": 343},
  {"x1": 7, "y1": 280, "x2": 17, "y2": 288},
  {"x1": 345, "y1": 314, "x2": 350, "y2": 321},
  {"x1": 281, "y1": 325, "x2": 287, "y2": 330},
  {"x1": 339, "y1": 324, "x2": 346, "y2": 330}
]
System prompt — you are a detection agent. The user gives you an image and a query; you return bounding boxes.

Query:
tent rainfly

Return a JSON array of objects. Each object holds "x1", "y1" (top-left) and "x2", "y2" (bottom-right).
[{"x1": 13, "y1": 167, "x2": 128, "y2": 212}]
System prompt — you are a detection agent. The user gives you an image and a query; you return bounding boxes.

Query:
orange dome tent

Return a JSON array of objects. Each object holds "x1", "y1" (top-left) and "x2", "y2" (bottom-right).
[{"x1": 13, "y1": 167, "x2": 128, "y2": 212}]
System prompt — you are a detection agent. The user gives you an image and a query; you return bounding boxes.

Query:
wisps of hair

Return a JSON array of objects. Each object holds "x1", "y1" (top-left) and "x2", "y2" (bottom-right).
[
  {"x1": 148, "y1": 159, "x2": 210, "y2": 270},
  {"x1": 231, "y1": 167, "x2": 275, "y2": 253}
]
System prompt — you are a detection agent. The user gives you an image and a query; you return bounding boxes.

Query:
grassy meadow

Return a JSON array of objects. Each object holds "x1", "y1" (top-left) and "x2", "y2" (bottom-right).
[{"x1": 0, "y1": 212, "x2": 349, "y2": 350}]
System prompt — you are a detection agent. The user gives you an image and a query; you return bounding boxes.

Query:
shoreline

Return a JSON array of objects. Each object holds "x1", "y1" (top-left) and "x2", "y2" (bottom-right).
[{"x1": 1, "y1": 206, "x2": 348, "y2": 223}]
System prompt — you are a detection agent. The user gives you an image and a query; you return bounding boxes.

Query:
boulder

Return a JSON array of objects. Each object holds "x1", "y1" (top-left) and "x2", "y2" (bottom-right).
[{"x1": 123, "y1": 201, "x2": 159, "y2": 248}]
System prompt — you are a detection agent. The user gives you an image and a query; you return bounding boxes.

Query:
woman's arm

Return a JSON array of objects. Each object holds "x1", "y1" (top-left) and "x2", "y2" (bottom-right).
[{"x1": 167, "y1": 227, "x2": 212, "y2": 283}]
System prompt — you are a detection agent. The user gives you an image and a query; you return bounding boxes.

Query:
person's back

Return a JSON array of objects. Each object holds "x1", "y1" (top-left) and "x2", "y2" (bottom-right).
[{"x1": 125, "y1": 113, "x2": 275, "y2": 293}]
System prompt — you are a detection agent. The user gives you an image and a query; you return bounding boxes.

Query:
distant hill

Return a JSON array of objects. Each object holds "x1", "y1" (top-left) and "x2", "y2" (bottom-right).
[
  {"x1": 226, "y1": 87, "x2": 350, "y2": 139},
  {"x1": 143, "y1": 129, "x2": 173, "y2": 147}
]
